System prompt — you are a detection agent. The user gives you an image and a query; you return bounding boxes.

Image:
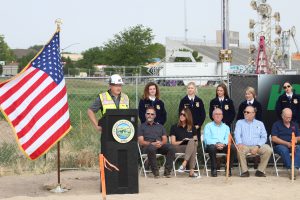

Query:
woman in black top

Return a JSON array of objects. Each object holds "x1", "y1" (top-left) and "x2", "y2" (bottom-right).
[
  {"x1": 236, "y1": 86, "x2": 262, "y2": 121},
  {"x1": 209, "y1": 83, "x2": 235, "y2": 128},
  {"x1": 170, "y1": 108, "x2": 198, "y2": 177},
  {"x1": 138, "y1": 82, "x2": 167, "y2": 125},
  {"x1": 178, "y1": 82, "x2": 206, "y2": 140}
]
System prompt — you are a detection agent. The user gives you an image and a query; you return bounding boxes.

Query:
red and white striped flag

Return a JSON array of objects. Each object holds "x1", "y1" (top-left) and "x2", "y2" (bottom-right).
[{"x1": 0, "y1": 30, "x2": 71, "y2": 160}]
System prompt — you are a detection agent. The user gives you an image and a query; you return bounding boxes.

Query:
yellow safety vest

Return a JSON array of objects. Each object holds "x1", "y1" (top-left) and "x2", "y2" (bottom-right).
[{"x1": 99, "y1": 91, "x2": 129, "y2": 115}]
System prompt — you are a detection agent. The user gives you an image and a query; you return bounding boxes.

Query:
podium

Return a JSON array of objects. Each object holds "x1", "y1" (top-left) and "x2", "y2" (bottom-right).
[{"x1": 100, "y1": 109, "x2": 139, "y2": 194}]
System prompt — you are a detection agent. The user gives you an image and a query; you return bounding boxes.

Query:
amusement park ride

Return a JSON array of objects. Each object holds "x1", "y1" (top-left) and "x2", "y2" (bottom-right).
[{"x1": 248, "y1": 0, "x2": 300, "y2": 74}]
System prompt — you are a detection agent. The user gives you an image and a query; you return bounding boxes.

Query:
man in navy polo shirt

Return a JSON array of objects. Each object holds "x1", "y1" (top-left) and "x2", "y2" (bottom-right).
[{"x1": 271, "y1": 108, "x2": 300, "y2": 179}]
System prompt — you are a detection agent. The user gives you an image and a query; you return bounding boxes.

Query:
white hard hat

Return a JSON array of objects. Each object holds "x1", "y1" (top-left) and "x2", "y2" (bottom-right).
[{"x1": 109, "y1": 74, "x2": 124, "y2": 85}]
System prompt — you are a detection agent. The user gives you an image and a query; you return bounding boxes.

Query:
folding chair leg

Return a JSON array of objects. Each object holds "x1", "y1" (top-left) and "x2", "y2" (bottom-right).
[
  {"x1": 195, "y1": 156, "x2": 201, "y2": 177},
  {"x1": 204, "y1": 158, "x2": 209, "y2": 177},
  {"x1": 173, "y1": 161, "x2": 177, "y2": 177}
]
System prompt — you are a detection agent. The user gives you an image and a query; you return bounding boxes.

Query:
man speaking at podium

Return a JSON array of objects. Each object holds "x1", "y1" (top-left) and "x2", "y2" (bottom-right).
[{"x1": 87, "y1": 74, "x2": 130, "y2": 132}]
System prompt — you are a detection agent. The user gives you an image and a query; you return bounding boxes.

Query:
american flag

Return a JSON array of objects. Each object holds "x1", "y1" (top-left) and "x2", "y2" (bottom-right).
[{"x1": 0, "y1": 30, "x2": 71, "y2": 160}]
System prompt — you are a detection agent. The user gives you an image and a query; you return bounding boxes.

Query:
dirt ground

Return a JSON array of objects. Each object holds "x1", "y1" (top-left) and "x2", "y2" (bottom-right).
[
  {"x1": 1, "y1": 169, "x2": 300, "y2": 200},
  {"x1": 1, "y1": 121, "x2": 300, "y2": 200}
]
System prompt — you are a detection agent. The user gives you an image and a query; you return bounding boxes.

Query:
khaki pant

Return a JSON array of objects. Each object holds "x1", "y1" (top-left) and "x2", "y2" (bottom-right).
[
  {"x1": 173, "y1": 140, "x2": 198, "y2": 169},
  {"x1": 237, "y1": 144, "x2": 272, "y2": 173}
]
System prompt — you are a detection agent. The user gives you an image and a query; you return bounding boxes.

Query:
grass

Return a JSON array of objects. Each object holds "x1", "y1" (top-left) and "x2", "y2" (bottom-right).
[{"x1": 0, "y1": 77, "x2": 216, "y2": 174}]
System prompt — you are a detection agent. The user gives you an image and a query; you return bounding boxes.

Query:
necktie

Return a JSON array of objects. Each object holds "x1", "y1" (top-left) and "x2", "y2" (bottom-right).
[
  {"x1": 248, "y1": 101, "x2": 252, "y2": 105},
  {"x1": 190, "y1": 98, "x2": 194, "y2": 108},
  {"x1": 288, "y1": 96, "x2": 292, "y2": 101}
]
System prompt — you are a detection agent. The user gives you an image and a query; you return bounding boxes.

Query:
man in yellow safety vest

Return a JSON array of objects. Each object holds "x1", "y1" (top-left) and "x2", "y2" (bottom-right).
[{"x1": 87, "y1": 74, "x2": 129, "y2": 132}]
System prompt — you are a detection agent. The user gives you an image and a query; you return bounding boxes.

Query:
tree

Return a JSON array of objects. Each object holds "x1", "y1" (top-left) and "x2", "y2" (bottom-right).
[
  {"x1": 17, "y1": 52, "x2": 36, "y2": 72},
  {"x1": 0, "y1": 35, "x2": 15, "y2": 63},
  {"x1": 148, "y1": 43, "x2": 165, "y2": 60},
  {"x1": 102, "y1": 25, "x2": 155, "y2": 75}
]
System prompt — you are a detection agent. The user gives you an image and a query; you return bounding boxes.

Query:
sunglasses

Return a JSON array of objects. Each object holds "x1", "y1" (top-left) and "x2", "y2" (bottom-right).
[
  {"x1": 146, "y1": 113, "x2": 155, "y2": 116},
  {"x1": 283, "y1": 85, "x2": 291, "y2": 89},
  {"x1": 180, "y1": 113, "x2": 186, "y2": 117},
  {"x1": 243, "y1": 111, "x2": 253, "y2": 114}
]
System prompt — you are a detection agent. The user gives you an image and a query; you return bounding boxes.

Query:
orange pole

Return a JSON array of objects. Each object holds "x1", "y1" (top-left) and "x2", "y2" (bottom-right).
[
  {"x1": 99, "y1": 154, "x2": 106, "y2": 200},
  {"x1": 226, "y1": 134, "x2": 232, "y2": 178},
  {"x1": 291, "y1": 132, "x2": 296, "y2": 182}
]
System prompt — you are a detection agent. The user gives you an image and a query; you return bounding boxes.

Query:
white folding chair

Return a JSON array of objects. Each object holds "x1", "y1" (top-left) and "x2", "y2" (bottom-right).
[
  {"x1": 172, "y1": 152, "x2": 201, "y2": 177},
  {"x1": 269, "y1": 135, "x2": 283, "y2": 177},
  {"x1": 200, "y1": 134, "x2": 227, "y2": 177},
  {"x1": 137, "y1": 143, "x2": 166, "y2": 177},
  {"x1": 168, "y1": 136, "x2": 201, "y2": 177}
]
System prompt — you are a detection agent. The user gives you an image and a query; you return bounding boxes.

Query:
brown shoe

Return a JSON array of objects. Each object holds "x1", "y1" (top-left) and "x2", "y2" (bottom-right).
[
  {"x1": 240, "y1": 171, "x2": 250, "y2": 177},
  {"x1": 255, "y1": 170, "x2": 266, "y2": 177}
]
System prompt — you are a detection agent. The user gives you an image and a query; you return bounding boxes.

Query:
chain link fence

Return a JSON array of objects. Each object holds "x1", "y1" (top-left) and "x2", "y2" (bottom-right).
[{"x1": 0, "y1": 75, "x2": 224, "y2": 174}]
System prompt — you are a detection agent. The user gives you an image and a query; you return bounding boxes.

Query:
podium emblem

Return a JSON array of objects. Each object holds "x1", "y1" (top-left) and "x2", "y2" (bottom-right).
[{"x1": 112, "y1": 119, "x2": 135, "y2": 143}]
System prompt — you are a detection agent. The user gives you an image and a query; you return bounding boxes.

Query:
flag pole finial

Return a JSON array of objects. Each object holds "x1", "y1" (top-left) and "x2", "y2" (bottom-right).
[{"x1": 55, "y1": 19, "x2": 63, "y2": 31}]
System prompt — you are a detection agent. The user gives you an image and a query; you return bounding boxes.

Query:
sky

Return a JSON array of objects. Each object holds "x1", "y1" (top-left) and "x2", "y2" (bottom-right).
[{"x1": 1, "y1": 0, "x2": 300, "y2": 53}]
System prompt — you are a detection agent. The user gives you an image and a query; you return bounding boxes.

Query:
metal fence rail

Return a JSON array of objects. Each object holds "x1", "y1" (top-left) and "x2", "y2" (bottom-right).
[{"x1": 0, "y1": 75, "x2": 224, "y2": 173}]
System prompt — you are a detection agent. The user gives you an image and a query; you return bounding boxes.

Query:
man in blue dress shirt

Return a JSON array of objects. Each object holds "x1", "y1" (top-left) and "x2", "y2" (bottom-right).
[
  {"x1": 204, "y1": 108, "x2": 236, "y2": 177},
  {"x1": 234, "y1": 105, "x2": 272, "y2": 177}
]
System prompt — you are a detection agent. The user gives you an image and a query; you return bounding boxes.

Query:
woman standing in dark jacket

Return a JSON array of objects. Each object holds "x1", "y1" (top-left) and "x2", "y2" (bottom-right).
[
  {"x1": 178, "y1": 82, "x2": 206, "y2": 140},
  {"x1": 138, "y1": 82, "x2": 167, "y2": 125},
  {"x1": 236, "y1": 86, "x2": 262, "y2": 121},
  {"x1": 209, "y1": 83, "x2": 235, "y2": 128}
]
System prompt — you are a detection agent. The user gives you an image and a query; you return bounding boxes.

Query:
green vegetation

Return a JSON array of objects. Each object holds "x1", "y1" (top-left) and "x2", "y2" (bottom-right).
[{"x1": 0, "y1": 77, "x2": 216, "y2": 174}]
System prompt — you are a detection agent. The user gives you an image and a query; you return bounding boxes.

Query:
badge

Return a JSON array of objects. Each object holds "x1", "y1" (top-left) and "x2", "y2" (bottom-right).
[
  {"x1": 224, "y1": 105, "x2": 229, "y2": 110},
  {"x1": 145, "y1": 104, "x2": 150, "y2": 108},
  {"x1": 294, "y1": 99, "x2": 298, "y2": 104},
  {"x1": 196, "y1": 102, "x2": 199, "y2": 107},
  {"x1": 156, "y1": 105, "x2": 161, "y2": 110}
]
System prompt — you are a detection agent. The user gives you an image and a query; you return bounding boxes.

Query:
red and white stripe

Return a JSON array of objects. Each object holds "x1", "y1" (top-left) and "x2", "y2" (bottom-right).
[{"x1": 0, "y1": 65, "x2": 71, "y2": 160}]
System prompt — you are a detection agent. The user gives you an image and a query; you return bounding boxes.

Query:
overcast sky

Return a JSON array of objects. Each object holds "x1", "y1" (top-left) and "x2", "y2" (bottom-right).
[{"x1": 1, "y1": 0, "x2": 299, "y2": 53}]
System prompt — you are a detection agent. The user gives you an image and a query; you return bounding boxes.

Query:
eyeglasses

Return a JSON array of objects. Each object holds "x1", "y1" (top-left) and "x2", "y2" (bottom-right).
[
  {"x1": 146, "y1": 113, "x2": 155, "y2": 116},
  {"x1": 180, "y1": 113, "x2": 186, "y2": 117},
  {"x1": 283, "y1": 85, "x2": 291, "y2": 89},
  {"x1": 243, "y1": 111, "x2": 253, "y2": 114}
]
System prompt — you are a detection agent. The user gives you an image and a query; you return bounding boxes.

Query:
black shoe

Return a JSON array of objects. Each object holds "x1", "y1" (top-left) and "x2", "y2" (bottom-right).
[
  {"x1": 211, "y1": 170, "x2": 217, "y2": 177},
  {"x1": 240, "y1": 171, "x2": 250, "y2": 177},
  {"x1": 255, "y1": 170, "x2": 266, "y2": 177},
  {"x1": 152, "y1": 169, "x2": 159, "y2": 178},
  {"x1": 253, "y1": 156, "x2": 260, "y2": 170},
  {"x1": 163, "y1": 169, "x2": 171, "y2": 178}
]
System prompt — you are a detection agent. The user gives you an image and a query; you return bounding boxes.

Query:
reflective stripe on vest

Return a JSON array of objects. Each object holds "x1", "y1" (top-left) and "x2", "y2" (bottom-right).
[{"x1": 99, "y1": 92, "x2": 129, "y2": 115}]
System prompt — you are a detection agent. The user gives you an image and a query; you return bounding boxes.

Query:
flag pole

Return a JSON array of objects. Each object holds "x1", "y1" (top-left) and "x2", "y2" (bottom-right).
[{"x1": 50, "y1": 19, "x2": 67, "y2": 193}]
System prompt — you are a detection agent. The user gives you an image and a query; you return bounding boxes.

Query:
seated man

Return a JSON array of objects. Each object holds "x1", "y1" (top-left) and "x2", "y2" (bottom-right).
[
  {"x1": 138, "y1": 106, "x2": 175, "y2": 178},
  {"x1": 271, "y1": 108, "x2": 300, "y2": 179},
  {"x1": 204, "y1": 108, "x2": 236, "y2": 177},
  {"x1": 234, "y1": 105, "x2": 272, "y2": 177}
]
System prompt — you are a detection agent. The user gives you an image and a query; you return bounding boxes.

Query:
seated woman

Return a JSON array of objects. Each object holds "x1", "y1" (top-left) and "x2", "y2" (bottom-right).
[{"x1": 170, "y1": 108, "x2": 198, "y2": 177}]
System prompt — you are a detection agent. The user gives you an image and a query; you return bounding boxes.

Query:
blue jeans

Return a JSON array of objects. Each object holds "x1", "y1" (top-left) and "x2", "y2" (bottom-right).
[{"x1": 274, "y1": 144, "x2": 300, "y2": 169}]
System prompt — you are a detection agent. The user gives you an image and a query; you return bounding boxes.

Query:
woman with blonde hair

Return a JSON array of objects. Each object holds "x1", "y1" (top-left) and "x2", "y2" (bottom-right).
[
  {"x1": 178, "y1": 82, "x2": 206, "y2": 140},
  {"x1": 139, "y1": 82, "x2": 167, "y2": 124},
  {"x1": 236, "y1": 86, "x2": 262, "y2": 121},
  {"x1": 170, "y1": 108, "x2": 198, "y2": 177}
]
